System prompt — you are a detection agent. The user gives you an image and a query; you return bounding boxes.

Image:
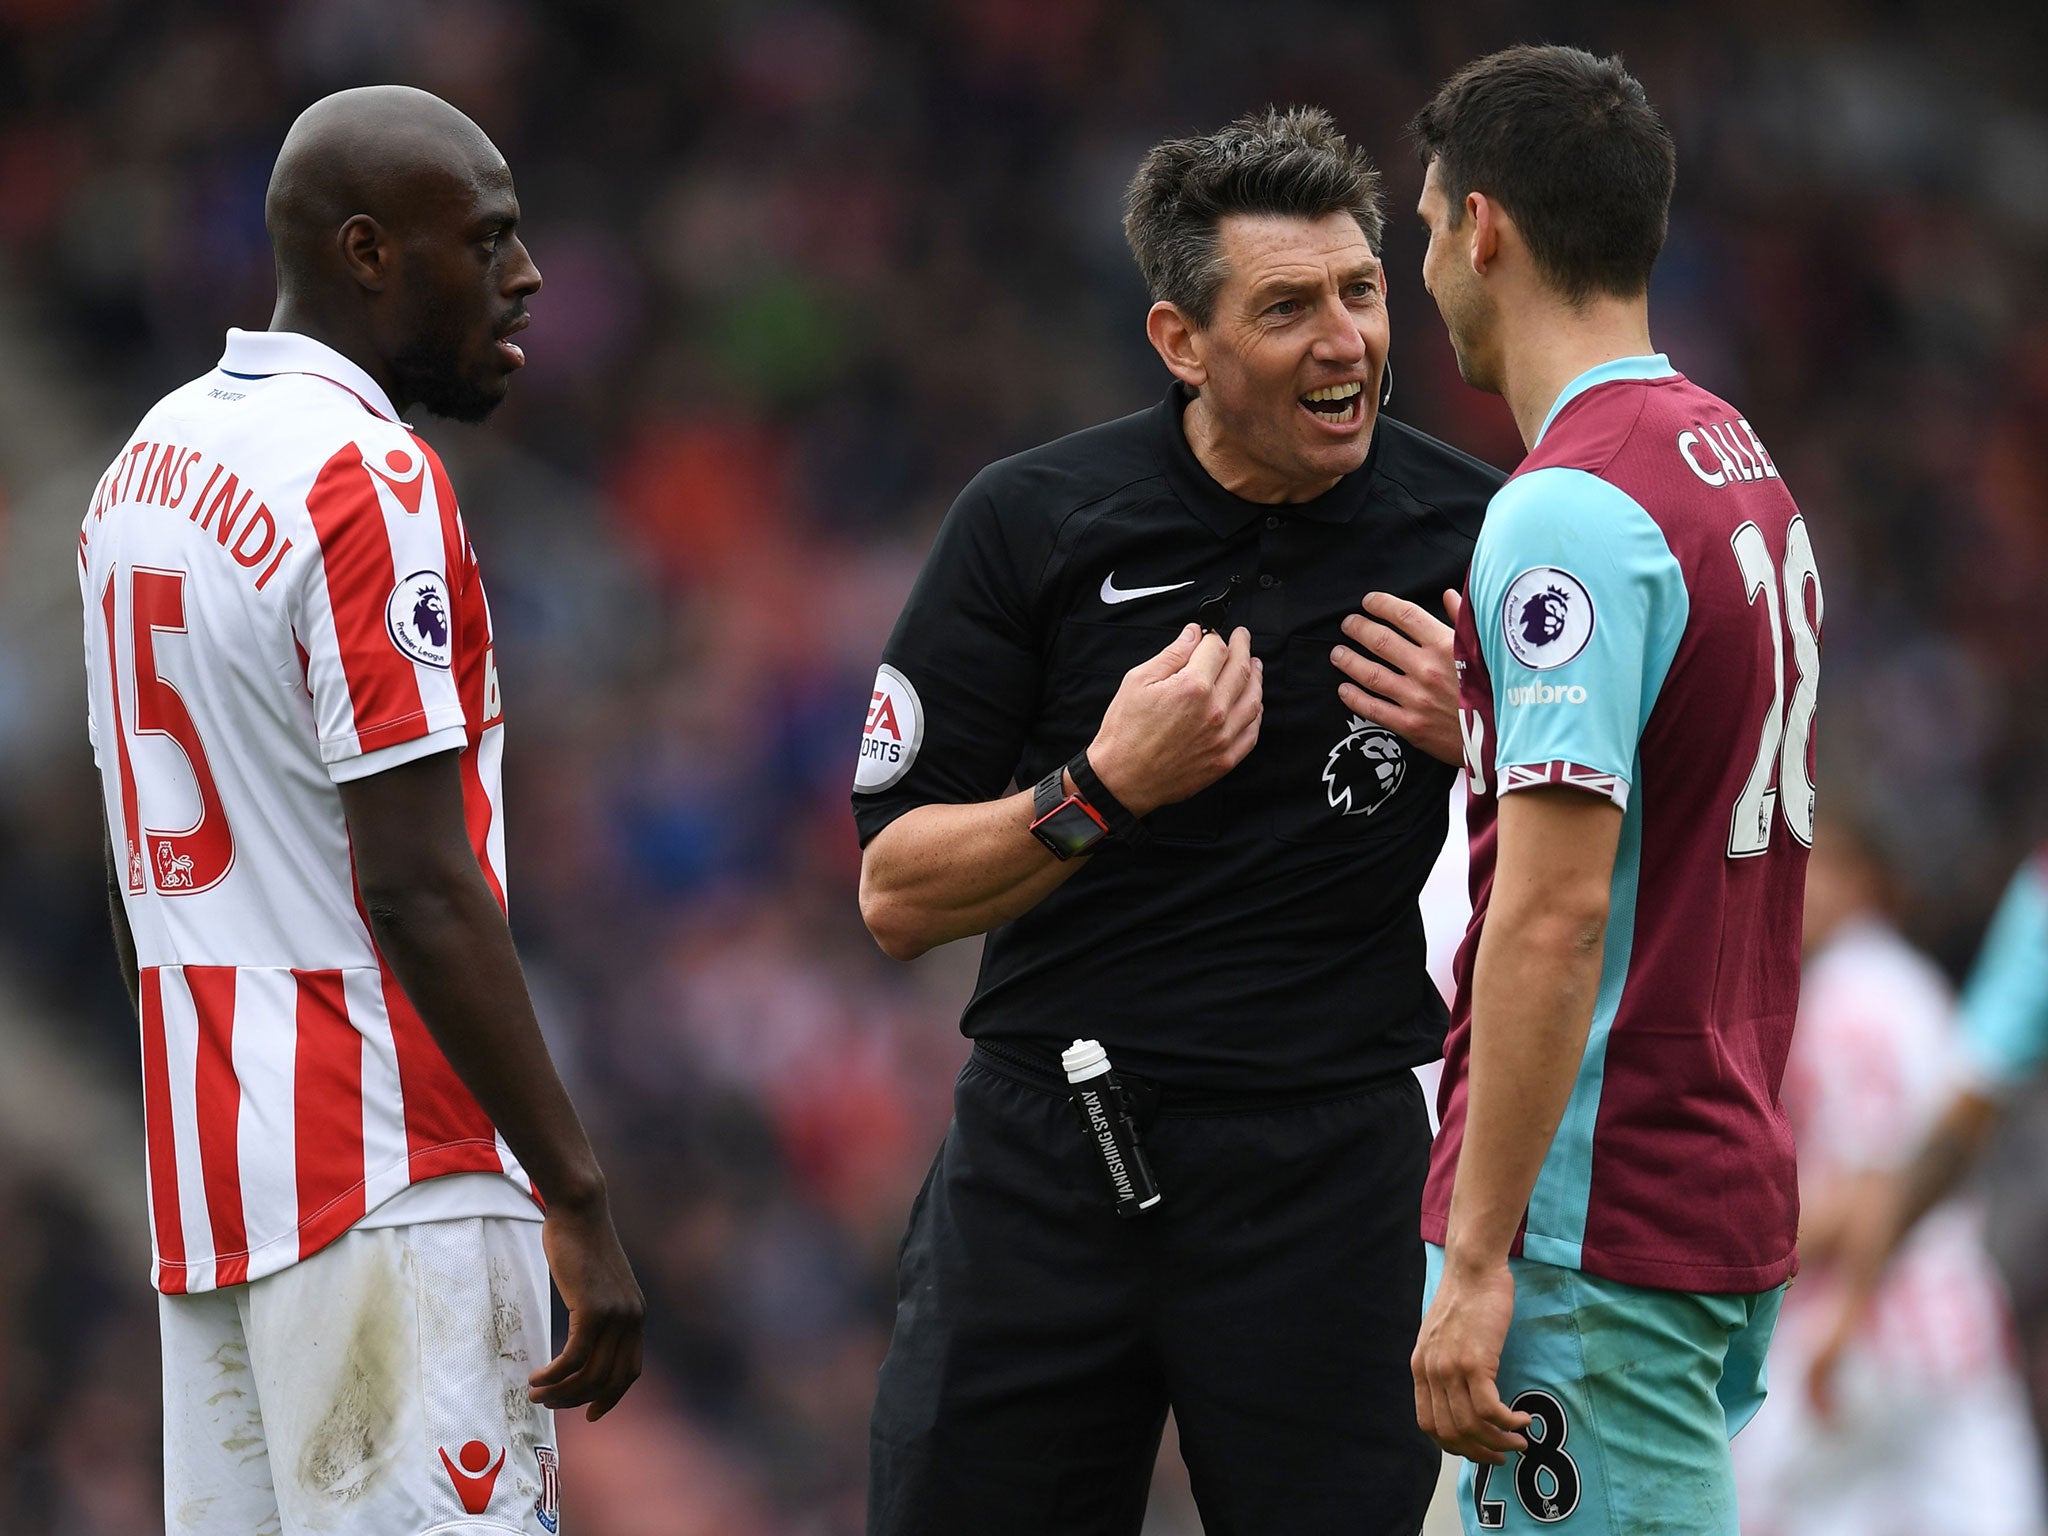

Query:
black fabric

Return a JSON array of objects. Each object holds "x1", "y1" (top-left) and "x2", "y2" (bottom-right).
[
  {"x1": 868, "y1": 1058, "x2": 1440, "y2": 1536},
  {"x1": 852, "y1": 388, "x2": 1503, "y2": 1092}
]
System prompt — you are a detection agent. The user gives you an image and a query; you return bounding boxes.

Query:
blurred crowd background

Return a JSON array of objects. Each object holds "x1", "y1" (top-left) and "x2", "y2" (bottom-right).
[{"x1": 1, "y1": 1, "x2": 2046, "y2": 1532}]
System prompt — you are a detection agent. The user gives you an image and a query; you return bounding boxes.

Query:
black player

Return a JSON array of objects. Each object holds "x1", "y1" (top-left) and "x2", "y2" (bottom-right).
[{"x1": 852, "y1": 108, "x2": 1502, "y2": 1536}]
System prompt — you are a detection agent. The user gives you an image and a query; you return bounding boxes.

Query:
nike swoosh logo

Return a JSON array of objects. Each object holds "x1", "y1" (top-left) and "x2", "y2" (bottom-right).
[{"x1": 1100, "y1": 573, "x2": 1196, "y2": 605}]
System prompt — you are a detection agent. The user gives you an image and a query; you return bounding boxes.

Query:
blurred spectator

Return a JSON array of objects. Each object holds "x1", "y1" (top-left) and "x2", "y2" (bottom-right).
[{"x1": 1733, "y1": 818, "x2": 2044, "y2": 1536}]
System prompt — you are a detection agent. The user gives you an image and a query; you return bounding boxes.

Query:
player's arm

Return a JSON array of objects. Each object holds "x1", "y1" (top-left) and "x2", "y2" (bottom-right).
[
  {"x1": 339, "y1": 749, "x2": 643, "y2": 1420},
  {"x1": 1808, "y1": 851, "x2": 2048, "y2": 1411},
  {"x1": 100, "y1": 822, "x2": 139, "y2": 1012},
  {"x1": 860, "y1": 624, "x2": 1261, "y2": 958},
  {"x1": 1413, "y1": 785, "x2": 1621, "y2": 1462}
]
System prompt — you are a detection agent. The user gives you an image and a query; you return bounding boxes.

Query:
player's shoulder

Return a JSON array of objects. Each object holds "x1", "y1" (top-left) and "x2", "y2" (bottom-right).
[
  {"x1": 1484, "y1": 463, "x2": 1662, "y2": 556},
  {"x1": 1369, "y1": 415, "x2": 1505, "y2": 541}
]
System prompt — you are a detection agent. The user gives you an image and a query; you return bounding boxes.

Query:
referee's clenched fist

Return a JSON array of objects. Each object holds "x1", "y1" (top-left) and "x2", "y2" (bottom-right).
[{"x1": 1091, "y1": 625, "x2": 1263, "y2": 817}]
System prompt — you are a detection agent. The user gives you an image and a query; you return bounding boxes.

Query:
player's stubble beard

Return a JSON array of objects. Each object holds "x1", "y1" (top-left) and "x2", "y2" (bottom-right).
[
  {"x1": 390, "y1": 287, "x2": 513, "y2": 424},
  {"x1": 1437, "y1": 266, "x2": 1504, "y2": 397}
]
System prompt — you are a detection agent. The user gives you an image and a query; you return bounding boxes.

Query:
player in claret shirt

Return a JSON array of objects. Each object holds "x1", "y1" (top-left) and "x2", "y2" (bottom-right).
[
  {"x1": 78, "y1": 86, "x2": 640, "y2": 1535},
  {"x1": 1385, "y1": 46, "x2": 1821, "y2": 1536}
]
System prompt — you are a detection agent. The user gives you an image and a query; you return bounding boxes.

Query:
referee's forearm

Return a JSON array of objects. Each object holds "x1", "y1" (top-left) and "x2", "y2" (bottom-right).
[{"x1": 858, "y1": 790, "x2": 1086, "y2": 959}]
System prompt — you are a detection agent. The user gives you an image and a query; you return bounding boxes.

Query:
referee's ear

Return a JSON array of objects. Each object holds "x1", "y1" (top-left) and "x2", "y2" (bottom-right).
[{"x1": 1145, "y1": 301, "x2": 1207, "y2": 390}]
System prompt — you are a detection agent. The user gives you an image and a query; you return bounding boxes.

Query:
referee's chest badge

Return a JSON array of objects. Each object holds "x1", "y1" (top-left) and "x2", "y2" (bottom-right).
[
  {"x1": 855, "y1": 663, "x2": 924, "y2": 792},
  {"x1": 1323, "y1": 714, "x2": 1405, "y2": 815}
]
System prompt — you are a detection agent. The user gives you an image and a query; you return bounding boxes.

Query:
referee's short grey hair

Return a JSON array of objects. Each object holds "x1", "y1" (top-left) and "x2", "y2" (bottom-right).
[{"x1": 1123, "y1": 106, "x2": 1384, "y2": 328}]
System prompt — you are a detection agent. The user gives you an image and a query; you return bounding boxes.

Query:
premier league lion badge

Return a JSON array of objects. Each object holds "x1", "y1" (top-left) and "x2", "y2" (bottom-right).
[
  {"x1": 385, "y1": 569, "x2": 455, "y2": 670},
  {"x1": 1323, "y1": 715, "x2": 1406, "y2": 816}
]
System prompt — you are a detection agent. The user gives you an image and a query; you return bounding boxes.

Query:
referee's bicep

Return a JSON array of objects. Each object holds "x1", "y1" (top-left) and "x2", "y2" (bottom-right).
[{"x1": 851, "y1": 481, "x2": 1044, "y2": 846}]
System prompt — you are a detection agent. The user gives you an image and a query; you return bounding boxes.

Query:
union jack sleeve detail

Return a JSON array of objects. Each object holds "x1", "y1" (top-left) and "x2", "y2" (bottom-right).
[{"x1": 1498, "y1": 760, "x2": 1630, "y2": 810}]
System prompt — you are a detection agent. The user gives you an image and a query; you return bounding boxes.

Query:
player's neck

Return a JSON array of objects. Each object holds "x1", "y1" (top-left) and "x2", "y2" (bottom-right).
[
  {"x1": 268, "y1": 296, "x2": 407, "y2": 414},
  {"x1": 1498, "y1": 295, "x2": 1656, "y2": 451}
]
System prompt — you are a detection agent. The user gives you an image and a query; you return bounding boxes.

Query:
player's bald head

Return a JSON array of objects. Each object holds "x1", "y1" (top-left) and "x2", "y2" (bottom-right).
[
  {"x1": 265, "y1": 85, "x2": 506, "y2": 282},
  {"x1": 261, "y1": 85, "x2": 539, "y2": 422}
]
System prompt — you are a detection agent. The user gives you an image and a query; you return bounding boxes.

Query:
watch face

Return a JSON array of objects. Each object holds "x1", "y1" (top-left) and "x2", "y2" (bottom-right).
[{"x1": 1034, "y1": 797, "x2": 1109, "y2": 859}]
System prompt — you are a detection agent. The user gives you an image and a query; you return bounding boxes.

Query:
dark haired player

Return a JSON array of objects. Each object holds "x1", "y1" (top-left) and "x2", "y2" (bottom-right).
[
  {"x1": 1383, "y1": 46, "x2": 1821, "y2": 1535},
  {"x1": 855, "y1": 108, "x2": 1500, "y2": 1536}
]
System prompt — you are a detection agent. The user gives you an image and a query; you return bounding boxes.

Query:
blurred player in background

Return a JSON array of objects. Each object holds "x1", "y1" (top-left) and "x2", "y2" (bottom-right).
[
  {"x1": 1392, "y1": 46, "x2": 1820, "y2": 1535},
  {"x1": 1731, "y1": 817, "x2": 2044, "y2": 1536},
  {"x1": 78, "y1": 86, "x2": 641, "y2": 1534},
  {"x1": 1810, "y1": 845, "x2": 2048, "y2": 1468}
]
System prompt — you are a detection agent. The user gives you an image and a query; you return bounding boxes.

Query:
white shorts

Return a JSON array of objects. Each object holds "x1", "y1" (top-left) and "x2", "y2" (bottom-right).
[{"x1": 161, "y1": 1215, "x2": 560, "y2": 1536}]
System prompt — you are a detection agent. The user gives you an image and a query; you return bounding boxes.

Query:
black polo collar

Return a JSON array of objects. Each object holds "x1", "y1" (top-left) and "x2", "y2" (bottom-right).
[{"x1": 1155, "y1": 384, "x2": 1382, "y2": 536}]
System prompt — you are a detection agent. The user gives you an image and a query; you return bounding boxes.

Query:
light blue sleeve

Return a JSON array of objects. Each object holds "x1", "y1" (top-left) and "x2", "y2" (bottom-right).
[
  {"x1": 1470, "y1": 468, "x2": 1689, "y2": 807},
  {"x1": 1959, "y1": 858, "x2": 2048, "y2": 1091}
]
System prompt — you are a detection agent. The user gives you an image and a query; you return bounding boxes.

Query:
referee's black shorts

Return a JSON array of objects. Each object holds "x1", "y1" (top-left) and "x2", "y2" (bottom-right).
[{"x1": 868, "y1": 1043, "x2": 1439, "y2": 1536}]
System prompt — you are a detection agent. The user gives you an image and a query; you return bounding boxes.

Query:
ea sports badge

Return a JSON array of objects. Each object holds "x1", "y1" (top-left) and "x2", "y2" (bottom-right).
[
  {"x1": 855, "y1": 663, "x2": 923, "y2": 793},
  {"x1": 386, "y1": 570, "x2": 454, "y2": 669}
]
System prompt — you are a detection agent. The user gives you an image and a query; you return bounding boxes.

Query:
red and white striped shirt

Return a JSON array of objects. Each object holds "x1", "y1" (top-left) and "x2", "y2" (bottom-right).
[{"x1": 78, "y1": 329, "x2": 537, "y2": 1294}]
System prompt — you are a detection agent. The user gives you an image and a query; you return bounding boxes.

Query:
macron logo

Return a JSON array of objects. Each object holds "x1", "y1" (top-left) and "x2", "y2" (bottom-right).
[{"x1": 1100, "y1": 573, "x2": 1194, "y2": 605}]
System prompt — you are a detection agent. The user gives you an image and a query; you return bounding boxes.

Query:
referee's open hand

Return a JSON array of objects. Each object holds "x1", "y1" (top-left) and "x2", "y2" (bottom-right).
[
  {"x1": 1089, "y1": 624, "x2": 1262, "y2": 818},
  {"x1": 1332, "y1": 589, "x2": 1463, "y2": 766}
]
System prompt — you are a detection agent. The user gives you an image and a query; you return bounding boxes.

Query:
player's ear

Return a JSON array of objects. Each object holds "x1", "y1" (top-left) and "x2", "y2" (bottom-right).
[
  {"x1": 1466, "y1": 192, "x2": 1500, "y2": 278},
  {"x1": 1146, "y1": 301, "x2": 1208, "y2": 389},
  {"x1": 338, "y1": 213, "x2": 392, "y2": 293}
]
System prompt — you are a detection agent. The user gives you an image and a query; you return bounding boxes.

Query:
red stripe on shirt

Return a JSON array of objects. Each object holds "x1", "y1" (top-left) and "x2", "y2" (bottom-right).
[
  {"x1": 186, "y1": 965, "x2": 248, "y2": 1287},
  {"x1": 424, "y1": 444, "x2": 509, "y2": 912},
  {"x1": 377, "y1": 965, "x2": 499, "y2": 1173},
  {"x1": 292, "y1": 968, "x2": 366, "y2": 1252},
  {"x1": 139, "y1": 969, "x2": 186, "y2": 1293},
  {"x1": 306, "y1": 441, "x2": 429, "y2": 754},
  {"x1": 100, "y1": 573, "x2": 143, "y2": 893}
]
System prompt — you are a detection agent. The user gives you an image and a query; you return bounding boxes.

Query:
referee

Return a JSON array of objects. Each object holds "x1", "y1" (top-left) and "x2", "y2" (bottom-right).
[{"x1": 853, "y1": 108, "x2": 1502, "y2": 1536}]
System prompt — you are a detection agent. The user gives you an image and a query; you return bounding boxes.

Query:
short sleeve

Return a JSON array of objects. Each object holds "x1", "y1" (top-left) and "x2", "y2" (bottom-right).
[
  {"x1": 289, "y1": 431, "x2": 470, "y2": 782},
  {"x1": 851, "y1": 471, "x2": 1044, "y2": 845},
  {"x1": 1470, "y1": 468, "x2": 1688, "y2": 809},
  {"x1": 1958, "y1": 856, "x2": 2048, "y2": 1092}
]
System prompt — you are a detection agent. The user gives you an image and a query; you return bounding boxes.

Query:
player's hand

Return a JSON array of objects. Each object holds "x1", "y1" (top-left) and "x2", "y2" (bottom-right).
[
  {"x1": 1412, "y1": 1255, "x2": 1531, "y2": 1464},
  {"x1": 1089, "y1": 624, "x2": 1262, "y2": 816},
  {"x1": 1333, "y1": 590, "x2": 1463, "y2": 766},
  {"x1": 531, "y1": 1191, "x2": 646, "y2": 1421},
  {"x1": 1805, "y1": 1307, "x2": 1855, "y2": 1424}
]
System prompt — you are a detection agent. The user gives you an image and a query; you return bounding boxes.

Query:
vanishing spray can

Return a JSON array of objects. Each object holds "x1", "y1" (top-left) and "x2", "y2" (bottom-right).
[{"x1": 1063, "y1": 1038, "x2": 1163, "y2": 1216}]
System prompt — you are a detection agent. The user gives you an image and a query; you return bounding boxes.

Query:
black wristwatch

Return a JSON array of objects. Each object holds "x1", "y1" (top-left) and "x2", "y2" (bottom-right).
[
  {"x1": 1028, "y1": 752, "x2": 1150, "y2": 860},
  {"x1": 1029, "y1": 766, "x2": 1111, "y2": 860}
]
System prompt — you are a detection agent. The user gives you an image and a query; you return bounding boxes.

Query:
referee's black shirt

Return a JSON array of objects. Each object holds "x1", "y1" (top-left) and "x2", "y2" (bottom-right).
[{"x1": 854, "y1": 386, "x2": 1503, "y2": 1093}]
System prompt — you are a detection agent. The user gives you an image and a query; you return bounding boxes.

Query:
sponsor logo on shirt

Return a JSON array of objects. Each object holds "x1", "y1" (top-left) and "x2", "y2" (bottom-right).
[
  {"x1": 1504, "y1": 682, "x2": 1587, "y2": 707},
  {"x1": 1322, "y1": 714, "x2": 1405, "y2": 816},
  {"x1": 854, "y1": 663, "x2": 924, "y2": 793},
  {"x1": 386, "y1": 570, "x2": 455, "y2": 669},
  {"x1": 1501, "y1": 566, "x2": 1594, "y2": 671},
  {"x1": 439, "y1": 1440, "x2": 505, "y2": 1515}
]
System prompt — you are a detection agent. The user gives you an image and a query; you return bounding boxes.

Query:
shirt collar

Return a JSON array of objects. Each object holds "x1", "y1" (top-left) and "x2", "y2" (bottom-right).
[
  {"x1": 1534, "y1": 353, "x2": 1676, "y2": 447},
  {"x1": 218, "y1": 328, "x2": 404, "y2": 423},
  {"x1": 1156, "y1": 385, "x2": 1380, "y2": 536}
]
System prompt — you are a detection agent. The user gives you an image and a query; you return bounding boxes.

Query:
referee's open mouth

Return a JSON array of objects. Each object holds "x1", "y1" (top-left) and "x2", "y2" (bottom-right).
[{"x1": 1298, "y1": 380, "x2": 1366, "y2": 431}]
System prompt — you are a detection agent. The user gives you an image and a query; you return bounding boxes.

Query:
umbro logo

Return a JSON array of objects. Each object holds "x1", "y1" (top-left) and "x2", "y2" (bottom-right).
[{"x1": 1100, "y1": 573, "x2": 1194, "y2": 605}]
